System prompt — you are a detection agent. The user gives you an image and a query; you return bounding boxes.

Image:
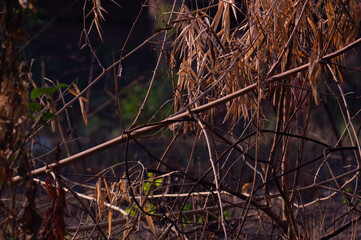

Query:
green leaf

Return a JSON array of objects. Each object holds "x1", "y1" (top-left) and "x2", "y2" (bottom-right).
[
  {"x1": 182, "y1": 203, "x2": 191, "y2": 211},
  {"x1": 43, "y1": 112, "x2": 55, "y2": 120},
  {"x1": 154, "y1": 178, "x2": 162, "y2": 187},
  {"x1": 30, "y1": 88, "x2": 48, "y2": 99},
  {"x1": 143, "y1": 182, "x2": 151, "y2": 192},
  {"x1": 25, "y1": 113, "x2": 35, "y2": 120},
  {"x1": 30, "y1": 83, "x2": 68, "y2": 99},
  {"x1": 125, "y1": 206, "x2": 137, "y2": 216},
  {"x1": 39, "y1": 117, "x2": 47, "y2": 125},
  {"x1": 56, "y1": 83, "x2": 68, "y2": 89},
  {"x1": 28, "y1": 102, "x2": 42, "y2": 111},
  {"x1": 38, "y1": 112, "x2": 56, "y2": 125},
  {"x1": 30, "y1": 87, "x2": 57, "y2": 99},
  {"x1": 223, "y1": 210, "x2": 231, "y2": 220}
]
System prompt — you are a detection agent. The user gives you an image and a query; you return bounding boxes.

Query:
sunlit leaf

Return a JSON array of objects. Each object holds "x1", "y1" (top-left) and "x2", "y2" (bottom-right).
[{"x1": 242, "y1": 183, "x2": 250, "y2": 194}]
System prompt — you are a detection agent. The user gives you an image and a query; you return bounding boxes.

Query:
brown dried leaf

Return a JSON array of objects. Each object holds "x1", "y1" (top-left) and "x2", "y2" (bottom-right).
[
  {"x1": 120, "y1": 173, "x2": 130, "y2": 203},
  {"x1": 146, "y1": 214, "x2": 156, "y2": 236},
  {"x1": 308, "y1": 52, "x2": 321, "y2": 105},
  {"x1": 71, "y1": 83, "x2": 88, "y2": 126},
  {"x1": 172, "y1": 0, "x2": 360, "y2": 127},
  {"x1": 95, "y1": 178, "x2": 105, "y2": 213},
  {"x1": 212, "y1": 2, "x2": 224, "y2": 31},
  {"x1": 231, "y1": 0, "x2": 237, "y2": 21},
  {"x1": 336, "y1": 66, "x2": 344, "y2": 84},
  {"x1": 223, "y1": 3, "x2": 230, "y2": 37},
  {"x1": 94, "y1": 18, "x2": 104, "y2": 42},
  {"x1": 242, "y1": 183, "x2": 250, "y2": 194},
  {"x1": 108, "y1": 210, "x2": 113, "y2": 237},
  {"x1": 144, "y1": 205, "x2": 156, "y2": 236}
]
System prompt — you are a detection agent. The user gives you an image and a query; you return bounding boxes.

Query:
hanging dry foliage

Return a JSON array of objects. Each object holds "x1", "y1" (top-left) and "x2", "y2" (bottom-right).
[{"x1": 172, "y1": 0, "x2": 361, "y2": 126}]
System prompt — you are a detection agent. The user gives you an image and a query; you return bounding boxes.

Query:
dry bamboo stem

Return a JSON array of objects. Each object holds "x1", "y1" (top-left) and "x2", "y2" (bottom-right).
[{"x1": 13, "y1": 37, "x2": 361, "y2": 184}]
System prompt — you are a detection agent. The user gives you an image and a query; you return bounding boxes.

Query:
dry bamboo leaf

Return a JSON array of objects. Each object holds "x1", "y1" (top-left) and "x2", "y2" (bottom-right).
[
  {"x1": 49, "y1": 105, "x2": 56, "y2": 132},
  {"x1": 67, "y1": 89, "x2": 89, "y2": 103},
  {"x1": 108, "y1": 210, "x2": 113, "y2": 237},
  {"x1": 71, "y1": 83, "x2": 88, "y2": 126},
  {"x1": 261, "y1": 163, "x2": 266, "y2": 173},
  {"x1": 306, "y1": 16, "x2": 317, "y2": 38},
  {"x1": 120, "y1": 173, "x2": 130, "y2": 203},
  {"x1": 103, "y1": 177, "x2": 111, "y2": 203},
  {"x1": 242, "y1": 183, "x2": 250, "y2": 194},
  {"x1": 336, "y1": 66, "x2": 344, "y2": 84},
  {"x1": 325, "y1": 1, "x2": 334, "y2": 24},
  {"x1": 142, "y1": 201, "x2": 156, "y2": 236},
  {"x1": 223, "y1": 99, "x2": 235, "y2": 124},
  {"x1": 212, "y1": 2, "x2": 225, "y2": 31},
  {"x1": 172, "y1": 0, "x2": 360, "y2": 127},
  {"x1": 231, "y1": 0, "x2": 237, "y2": 21},
  {"x1": 86, "y1": 0, "x2": 108, "y2": 42},
  {"x1": 95, "y1": 178, "x2": 105, "y2": 213},
  {"x1": 174, "y1": 24, "x2": 190, "y2": 44},
  {"x1": 296, "y1": 49, "x2": 306, "y2": 58},
  {"x1": 223, "y1": 3, "x2": 230, "y2": 37},
  {"x1": 145, "y1": 214, "x2": 156, "y2": 236},
  {"x1": 308, "y1": 52, "x2": 321, "y2": 105},
  {"x1": 94, "y1": 19, "x2": 104, "y2": 42}
]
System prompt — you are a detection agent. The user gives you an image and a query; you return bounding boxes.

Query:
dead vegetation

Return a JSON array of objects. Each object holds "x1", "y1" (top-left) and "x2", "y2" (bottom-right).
[{"x1": 1, "y1": 0, "x2": 361, "y2": 239}]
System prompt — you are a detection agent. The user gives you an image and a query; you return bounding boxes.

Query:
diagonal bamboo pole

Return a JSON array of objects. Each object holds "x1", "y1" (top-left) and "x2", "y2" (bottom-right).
[{"x1": 12, "y1": 37, "x2": 361, "y2": 183}]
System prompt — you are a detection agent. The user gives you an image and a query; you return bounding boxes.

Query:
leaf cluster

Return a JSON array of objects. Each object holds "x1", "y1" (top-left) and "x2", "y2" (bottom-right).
[{"x1": 172, "y1": 0, "x2": 361, "y2": 125}]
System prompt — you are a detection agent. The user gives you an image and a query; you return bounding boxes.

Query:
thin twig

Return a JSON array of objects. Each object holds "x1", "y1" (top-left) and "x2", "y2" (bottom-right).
[{"x1": 193, "y1": 111, "x2": 228, "y2": 239}]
